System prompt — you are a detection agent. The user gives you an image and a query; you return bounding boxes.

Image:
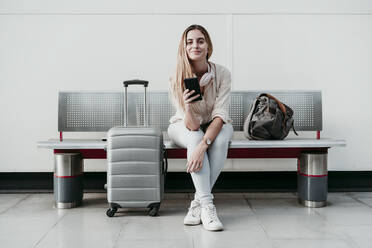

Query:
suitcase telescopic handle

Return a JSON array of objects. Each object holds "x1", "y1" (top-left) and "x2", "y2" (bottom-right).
[
  {"x1": 123, "y1": 79, "x2": 149, "y2": 127},
  {"x1": 123, "y1": 79, "x2": 149, "y2": 87}
]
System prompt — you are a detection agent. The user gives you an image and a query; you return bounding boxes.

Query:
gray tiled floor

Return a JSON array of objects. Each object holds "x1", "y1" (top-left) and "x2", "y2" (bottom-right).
[{"x1": 1, "y1": 192, "x2": 372, "y2": 248}]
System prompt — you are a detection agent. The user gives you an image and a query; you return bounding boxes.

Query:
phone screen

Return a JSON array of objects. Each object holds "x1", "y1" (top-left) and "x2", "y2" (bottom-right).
[{"x1": 184, "y1": 77, "x2": 203, "y2": 102}]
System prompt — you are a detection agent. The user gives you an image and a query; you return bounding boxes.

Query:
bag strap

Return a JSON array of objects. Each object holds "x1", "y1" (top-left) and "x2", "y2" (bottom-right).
[
  {"x1": 261, "y1": 93, "x2": 287, "y2": 117},
  {"x1": 260, "y1": 93, "x2": 287, "y2": 119},
  {"x1": 260, "y1": 93, "x2": 288, "y2": 131},
  {"x1": 292, "y1": 125, "x2": 299, "y2": 136},
  {"x1": 261, "y1": 93, "x2": 299, "y2": 136},
  {"x1": 244, "y1": 97, "x2": 260, "y2": 139}
]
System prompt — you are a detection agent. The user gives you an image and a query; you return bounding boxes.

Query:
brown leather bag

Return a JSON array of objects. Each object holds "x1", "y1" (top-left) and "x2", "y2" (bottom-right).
[{"x1": 243, "y1": 93, "x2": 298, "y2": 140}]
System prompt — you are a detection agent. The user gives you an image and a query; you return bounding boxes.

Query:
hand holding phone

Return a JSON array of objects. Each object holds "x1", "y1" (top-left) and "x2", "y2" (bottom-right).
[
  {"x1": 183, "y1": 89, "x2": 200, "y2": 109},
  {"x1": 184, "y1": 77, "x2": 202, "y2": 103}
]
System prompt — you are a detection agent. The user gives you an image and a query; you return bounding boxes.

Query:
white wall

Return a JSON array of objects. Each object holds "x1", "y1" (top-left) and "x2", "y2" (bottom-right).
[{"x1": 0, "y1": 0, "x2": 371, "y2": 172}]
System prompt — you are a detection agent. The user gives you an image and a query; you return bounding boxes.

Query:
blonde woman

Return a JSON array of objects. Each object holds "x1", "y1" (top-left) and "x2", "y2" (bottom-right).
[{"x1": 168, "y1": 24, "x2": 233, "y2": 231}]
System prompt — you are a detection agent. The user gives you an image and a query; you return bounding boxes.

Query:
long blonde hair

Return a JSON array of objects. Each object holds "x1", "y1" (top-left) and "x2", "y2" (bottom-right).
[{"x1": 170, "y1": 24, "x2": 213, "y2": 111}]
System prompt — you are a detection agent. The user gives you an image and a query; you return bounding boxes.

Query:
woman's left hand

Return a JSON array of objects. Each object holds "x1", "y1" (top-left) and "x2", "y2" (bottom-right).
[{"x1": 186, "y1": 142, "x2": 208, "y2": 173}]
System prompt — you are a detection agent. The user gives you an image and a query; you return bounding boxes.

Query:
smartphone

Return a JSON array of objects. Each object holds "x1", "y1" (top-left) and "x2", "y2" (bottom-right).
[{"x1": 184, "y1": 77, "x2": 203, "y2": 102}]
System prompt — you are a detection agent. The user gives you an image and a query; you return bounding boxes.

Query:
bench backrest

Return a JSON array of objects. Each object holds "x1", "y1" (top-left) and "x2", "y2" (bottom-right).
[{"x1": 58, "y1": 91, "x2": 322, "y2": 132}]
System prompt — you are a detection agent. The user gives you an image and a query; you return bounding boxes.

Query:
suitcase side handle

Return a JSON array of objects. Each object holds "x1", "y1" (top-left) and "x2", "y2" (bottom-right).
[
  {"x1": 123, "y1": 79, "x2": 149, "y2": 87},
  {"x1": 162, "y1": 146, "x2": 168, "y2": 175}
]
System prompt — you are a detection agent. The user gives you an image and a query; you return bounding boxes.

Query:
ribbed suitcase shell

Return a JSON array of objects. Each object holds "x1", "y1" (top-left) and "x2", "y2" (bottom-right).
[
  {"x1": 107, "y1": 127, "x2": 164, "y2": 209},
  {"x1": 106, "y1": 80, "x2": 165, "y2": 217}
]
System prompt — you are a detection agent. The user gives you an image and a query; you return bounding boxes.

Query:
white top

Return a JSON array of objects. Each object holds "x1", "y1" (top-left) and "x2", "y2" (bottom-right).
[{"x1": 169, "y1": 62, "x2": 232, "y2": 125}]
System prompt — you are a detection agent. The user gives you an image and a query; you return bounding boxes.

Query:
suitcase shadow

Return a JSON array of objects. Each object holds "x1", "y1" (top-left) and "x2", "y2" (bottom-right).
[{"x1": 110, "y1": 208, "x2": 187, "y2": 217}]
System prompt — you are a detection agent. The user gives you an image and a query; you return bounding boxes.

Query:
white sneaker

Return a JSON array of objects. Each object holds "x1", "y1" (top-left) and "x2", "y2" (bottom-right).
[
  {"x1": 183, "y1": 200, "x2": 202, "y2": 225},
  {"x1": 200, "y1": 203, "x2": 224, "y2": 231}
]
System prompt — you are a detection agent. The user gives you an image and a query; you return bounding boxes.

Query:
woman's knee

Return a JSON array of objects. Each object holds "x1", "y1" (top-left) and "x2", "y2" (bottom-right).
[
  {"x1": 169, "y1": 122, "x2": 204, "y2": 147},
  {"x1": 168, "y1": 122, "x2": 194, "y2": 148},
  {"x1": 168, "y1": 122, "x2": 188, "y2": 138},
  {"x1": 167, "y1": 124, "x2": 175, "y2": 138},
  {"x1": 168, "y1": 123, "x2": 180, "y2": 142}
]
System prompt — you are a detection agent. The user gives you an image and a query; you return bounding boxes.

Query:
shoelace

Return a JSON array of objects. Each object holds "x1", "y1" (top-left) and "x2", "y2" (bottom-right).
[
  {"x1": 205, "y1": 205, "x2": 218, "y2": 222},
  {"x1": 189, "y1": 203, "x2": 201, "y2": 217}
]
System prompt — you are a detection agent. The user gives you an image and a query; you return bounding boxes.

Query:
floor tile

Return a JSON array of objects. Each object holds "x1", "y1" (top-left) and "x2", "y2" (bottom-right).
[
  {"x1": 114, "y1": 238, "x2": 193, "y2": 248},
  {"x1": 248, "y1": 198, "x2": 318, "y2": 215},
  {"x1": 312, "y1": 194, "x2": 372, "y2": 225},
  {"x1": 348, "y1": 193, "x2": 372, "y2": 208},
  {"x1": 214, "y1": 196, "x2": 253, "y2": 213},
  {"x1": 35, "y1": 210, "x2": 124, "y2": 248},
  {"x1": 80, "y1": 193, "x2": 108, "y2": 209},
  {"x1": 0, "y1": 194, "x2": 29, "y2": 214},
  {"x1": 347, "y1": 192, "x2": 372, "y2": 199},
  {"x1": 243, "y1": 192, "x2": 297, "y2": 199},
  {"x1": 353, "y1": 197, "x2": 372, "y2": 208},
  {"x1": 3, "y1": 193, "x2": 58, "y2": 216},
  {"x1": 0, "y1": 192, "x2": 372, "y2": 248},
  {"x1": 163, "y1": 193, "x2": 190, "y2": 200},
  {"x1": 213, "y1": 193, "x2": 245, "y2": 199},
  {"x1": 272, "y1": 238, "x2": 355, "y2": 248},
  {"x1": 0, "y1": 200, "x2": 67, "y2": 248},
  {"x1": 187, "y1": 224, "x2": 274, "y2": 248},
  {"x1": 119, "y1": 215, "x2": 189, "y2": 240},
  {"x1": 256, "y1": 214, "x2": 342, "y2": 239},
  {"x1": 315, "y1": 209, "x2": 372, "y2": 226},
  {"x1": 327, "y1": 225, "x2": 372, "y2": 248}
]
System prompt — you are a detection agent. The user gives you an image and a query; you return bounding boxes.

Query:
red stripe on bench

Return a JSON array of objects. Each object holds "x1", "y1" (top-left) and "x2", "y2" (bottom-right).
[
  {"x1": 167, "y1": 148, "x2": 329, "y2": 159},
  {"x1": 54, "y1": 148, "x2": 328, "y2": 160},
  {"x1": 227, "y1": 148, "x2": 303, "y2": 159}
]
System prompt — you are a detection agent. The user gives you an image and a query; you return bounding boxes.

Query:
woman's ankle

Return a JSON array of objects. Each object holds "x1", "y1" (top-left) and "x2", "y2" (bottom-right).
[{"x1": 200, "y1": 199, "x2": 213, "y2": 207}]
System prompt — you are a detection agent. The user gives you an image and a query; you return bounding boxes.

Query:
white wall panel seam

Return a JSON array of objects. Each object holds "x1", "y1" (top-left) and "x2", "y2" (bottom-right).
[{"x1": 227, "y1": 14, "x2": 234, "y2": 90}]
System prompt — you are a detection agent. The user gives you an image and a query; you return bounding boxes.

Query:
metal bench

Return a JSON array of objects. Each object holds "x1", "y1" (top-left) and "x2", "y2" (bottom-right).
[{"x1": 38, "y1": 90, "x2": 346, "y2": 208}]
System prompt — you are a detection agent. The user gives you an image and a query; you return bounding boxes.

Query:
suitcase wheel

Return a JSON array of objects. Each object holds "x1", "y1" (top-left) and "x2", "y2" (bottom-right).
[
  {"x1": 148, "y1": 203, "x2": 161, "y2": 217},
  {"x1": 106, "y1": 207, "x2": 117, "y2": 217},
  {"x1": 149, "y1": 206, "x2": 159, "y2": 217}
]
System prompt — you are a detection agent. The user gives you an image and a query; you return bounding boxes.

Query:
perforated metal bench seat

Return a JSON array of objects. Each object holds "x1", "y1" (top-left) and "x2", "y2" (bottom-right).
[{"x1": 38, "y1": 137, "x2": 345, "y2": 157}]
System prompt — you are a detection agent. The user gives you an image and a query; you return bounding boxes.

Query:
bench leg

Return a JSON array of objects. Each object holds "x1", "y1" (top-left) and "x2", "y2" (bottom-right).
[
  {"x1": 297, "y1": 152, "x2": 328, "y2": 208},
  {"x1": 54, "y1": 153, "x2": 84, "y2": 209}
]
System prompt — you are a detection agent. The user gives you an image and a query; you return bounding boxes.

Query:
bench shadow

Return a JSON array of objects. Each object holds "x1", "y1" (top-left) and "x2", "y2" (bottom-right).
[{"x1": 82, "y1": 198, "x2": 107, "y2": 207}]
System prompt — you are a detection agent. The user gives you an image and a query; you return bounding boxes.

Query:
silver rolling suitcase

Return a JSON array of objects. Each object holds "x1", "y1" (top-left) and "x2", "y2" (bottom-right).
[{"x1": 106, "y1": 80, "x2": 167, "y2": 217}]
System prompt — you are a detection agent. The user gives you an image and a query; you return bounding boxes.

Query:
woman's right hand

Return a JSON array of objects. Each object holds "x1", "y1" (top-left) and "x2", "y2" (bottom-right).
[{"x1": 183, "y1": 89, "x2": 200, "y2": 112}]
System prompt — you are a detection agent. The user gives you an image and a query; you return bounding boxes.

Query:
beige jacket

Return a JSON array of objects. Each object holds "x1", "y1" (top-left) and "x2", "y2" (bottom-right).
[{"x1": 169, "y1": 62, "x2": 232, "y2": 125}]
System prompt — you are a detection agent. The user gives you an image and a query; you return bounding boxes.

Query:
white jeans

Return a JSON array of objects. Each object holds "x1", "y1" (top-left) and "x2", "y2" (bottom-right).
[{"x1": 167, "y1": 121, "x2": 234, "y2": 205}]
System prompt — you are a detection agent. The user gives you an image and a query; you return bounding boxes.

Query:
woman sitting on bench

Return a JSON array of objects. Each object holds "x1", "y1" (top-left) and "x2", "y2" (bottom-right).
[{"x1": 168, "y1": 24, "x2": 233, "y2": 231}]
